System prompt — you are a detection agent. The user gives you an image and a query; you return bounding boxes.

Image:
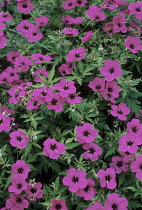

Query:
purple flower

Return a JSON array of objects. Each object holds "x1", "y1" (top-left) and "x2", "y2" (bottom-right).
[
  {"x1": 82, "y1": 143, "x2": 102, "y2": 161},
  {"x1": 98, "y1": 168, "x2": 117, "y2": 189},
  {"x1": 45, "y1": 92, "x2": 64, "y2": 112},
  {"x1": 76, "y1": 123, "x2": 98, "y2": 143},
  {"x1": 62, "y1": 0, "x2": 76, "y2": 10},
  {"x1": 34, "y1": 15, "x2": 50, "y2": 27},
  {"x1": 50, "y1": 199, "x2": 68, "y2": 210},
  {"x1": 6, "y1": 193, "x2": 29, "y2": 209},
  {"x1": 125, "y1": 36, "x2": 142, "y2": 53},
  {"x1": 34, "y1": 68, "x2": 48, "y2": 81},
  {"x1": 100, "y1": 60, "x2": 122, "y2": 81},
  {"x1": 128, "y1": 2, "x2": 142, "y2": 20},
  {"x1": 17, "y1": 0, "x2": 34, "y2": 14},
  {"x1": 110, "y1": 156, "x2": 128, "y2": 174},
  {"x1": 84, "y1": 202, "x2": 103, "y2": 210},
  {"x1": 11, "y1": 160, "x2": 30, "y2": 178},
  {"x1": 27, "y1": 26, "x2": 43, "y2": 42},
  {"x1": 76, "y1": 178, "x2": 96, "y2": 200},
  {"x1": 103, "y1": 22, "x2": 114, "y2": 35},
  {"x1": 67, "y1": 47, "x2": 86, "y2": 62},
  {"x1": 7, "y1": 51, "x2": 20, "y2": 64},
  {"x1": 110, "y1": 103, "x2": 130, "y2": 121},
  {"x1": 25, "y1": 182, "x2": 44, "y2": 201},
  {"x1": 58, "y1": 63, "x2": 75, "y2": 76},
  {"x1": 127, "y1": 119, "x2": 142, "y2": 136},
  {"x1": 0, "y1": 114, "x2": 11, "y2": 132},
  {"x1": 10, "y1": 129, "x2": 30, "y2": 149},
  {"x1": 61, "y1": 27, "x2": 79, "y2": 37},
  {"x1": 112, "y1": 14, "x2": 127, "y2": 33},
  {"x1": 16, "y1": 20, "x2": 34, "y2": 37},
  {"x1": 130, "y1": 154, "x2": 142, "y2": 181},
  {"x1": 66, "y1": 93, "x2": 82, "y2": 104},
  {"x1": 32, "y1": 53, "x2": 51, "y2": 63},
  {"x1": 88, "y1": 77, "x2": 105, "y2": 92},
  {"x1": 55, "y1": 78, "x2": 76, "y2": 97},
  {"x1": 43, "y1": 138, "x2": 66, "y2": 159},
  {"x1": 0, "y1": 12, "x2": 13, "y2": 22},
  {"x1": 8, "y1": 176, "x2": 28, "y2": 194},
  {"x1": 86, "y1": 5, "x2": 106, "y2": 21},
  {"x1": 104, "y1": 193, "x2": 128, "y2": 210},
  {"x1": 62, "y1": 168, "x2": 87, "y2": 192},
  {"x1": 75, "y1": 0, "x2": 87, "y2": 7},
  {"x1": 14, "y1": 56, "x2": 33, "y2": 72},
  {"x1": 81, "y1": 31, "x2": 93, "y2": 43}
]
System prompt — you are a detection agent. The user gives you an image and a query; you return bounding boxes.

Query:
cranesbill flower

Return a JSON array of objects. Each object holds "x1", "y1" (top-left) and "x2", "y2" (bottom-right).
[
  {"x1": 25, "y1": 182, "x2": 44, "y2": 201},
  {"x1": 66, "y1": 93, "x2": 82, "y2": 104},
  {"x1": 45, "y1": 92, "x2": 65, "y2": 112},
  {"x1": 110, "y1": 103, "x2": 130, "y2": 121},
  {"x1": 73, "y1": 17, "x2": 84, "y2": 24},
  {"x1": 128, "y1": 2, "x2": 142, "y2": 20},
  {"x1": 82, "y1": 143, "x2": 102, "y2": 161},
  {"x1": 113, "y1": 14, "x2": 127, "y2": 33},
  {"x1": 104, "y1": 193, "x2": 128, "y2": 210},
  {"x1": 0, "y1": 12, "x2": 13, "y2": 22},
  {"x1": 61, "y1": 27, "x2": 78, "y2": 37},
  {"x1": 67, "y1": 47, "x2": 86, "y2": 62},
  {"x1": 14, "y1": 56, "x2": 33, "y2": 72},
  {"x1": 32, "y1": 53, "x2": 51, "y2": 63},
  {"x1": 58, "y1": 63, "x2": 75, "y2": 76},
  {"x1": 81, "y1": 31, "x2": 93, "y2": 42},
  {"x1": 76, "y1": 123, "x2": 98, "y2": 143},
  {"x1": 100, "y1": 60, "x2": 122, "y2": 81},
  {"x1": 103, "y1": 22, "x2": 114, "y2": 35},
  {"x1": 4, "y1": 66, "x2": 19, "y2": 83},
  {"x1": 7, "y1": 51, "x2": 21, "y2": 64},
  {"x1": 76, "y1": 178, "x2": 96, "y2": 200},
  {"x1": 98, "y1": 168, "x2": 117, "y2": 189},
  {"x1": 0, "y1": 35, "x2": 7, "y2": 49},
  {"x1": 55, "y1": 78, "x2": 76, "y2": 97},
  {"x1": 0, "y1": 22, "x2": 6, "y2": 30},
  {"x1": 62, "y1": 15, "x2": 74, "y2": 24},
  {"x1": 62, "y1": 0, "x2": 76, "y2": 10},
  {"x1": 88, "y1": 77, "x2": 105, "y2": 92},
  {"x1": 86, "y1": 5, "x2": 106, "y2": 21},
  {"x1": 0, "y1": 114, "x2": 11, "y2": 132},
  {"x1": 62, "y1": 168, "x2": 87, "y2": 192},
  {"x1": 50, "y1": 199, "x2": 68, "y2": 210},
  {"x1": 84, "y1": 202, "x2": 103, "y2": 210},
  {"x1": 125, "y1": 36, "x2": 142, "y2": 53},
  {"x1": 8, "y1": 176, "x2": 28, "y2": 194},
  {"x1": 43, "y1": 138, "x2": 66, "y2": 159},
  {"x1": 12, "y1": 160, "x2": 30, "y2": 178},
  {"x1": 10, "y1": 129, "x2": 30, "y2": 149},
  {"x1": 27, "y1": 26, "x2": 42, "y2": 42},
  {"x1": 130, "y1": 154, "x2": 142, "y2": 181},
  {"x1": 110, "y1": 156, "x2": 128, "y2": 174},
  {"x1": 16, "y1": 20, "x2": 34, "y2": 37},
  {"x1": 34, "y1": 68, "x2": 48, "y2": 82},
  {"x1": 6, "y1": 193, "x2": 29, "y2": 209},
  {"x1": 34, "y1": 15, "x2": 50, "y2": 27},
  {"x1": 17, "y1": 0, "x2": 34, "y2": 14},
  {"x1": 75, "y1": 0, "x2": 87, "y2": 7},
  {"x1": 127, "y1": 119, "x2": 142, "y2": 136}
]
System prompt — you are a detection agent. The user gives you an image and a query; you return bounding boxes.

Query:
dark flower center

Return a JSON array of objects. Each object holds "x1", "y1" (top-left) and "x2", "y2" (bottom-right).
[
  {"x1": 83, "y1": 131, "x2": 90, "y2": 137},
  {"x1": 108, "y1": 87, "x2": 113, "y2": 92},
  {"x1": 12, "y1": 56, "x2": 16, "y2": 60},
  {"x1": 127, "y1": 141, "x2": 133, "y2": 146},
  {"x1": 10, "y1": 73, "x2": 14, "y2": 76},
  {"x1": 50, "y1": 144, "x2": 57, "y2": 150},
  {"x1": 17, "y1": 183, "x2": 22, "y2": 189},
  {"x1": 117, "y1": 110, "x2": 123, "y2": 114},
  {"x1": 96, "y1": 85, "x2": 101, "y2": 90},
  {"x1": 3, "y1": 14, "x2": 8, "y2": 17},
  {"x1": 107, "y1": 28, "x2": 112, "y2": 33},
  {"x1": 72, "y1": 176, "x2": 79, "y2": 183},
  {"x1": 112, "y1": 203, "x2": 118, "y2": 210},
  {"x1": 30, "y1": 187, "x2": 37, "y2": 194},
  {"x1": 33, "y1": 32, "x2": 37, "y2": 36},
  {"x1": 55, "y1": 204, "x2": 62, "y2": 210},
  {"x1": 105, "y1": 175, "x2": 111, "y2": 182},
  {"x1": 51, "y1": 99, "x2": 57, "y2": 105},
  {"x1": 130, "y1": 44, "x2": 135, "y2": 49},
  {"x1": 107, "y1": 93, "x2": 111, "y2": 98},
  {"x1": 24, "y1": 26, "x2": 29, "y2": 30},
  {"x1": 125, "y1": 151, "x2": 130, "y2": 155},
  {"x1": 63, "y1": 85, "x2": 69, "y2": 90},
  {"x1": 41, "y1": 91, "x2": 47, "y2": 96},
  {"x1": 21, "y1": 62, "x2": 25, "y2": 65},
  {"x1": 117, "y1": 23, "x2": 122, "y2": 27},
  {"x1": 116, "y1": 161, "x2": 123, "y2": 167},
  {"x1": 33, "y1": 101, "x2": 38, "y2": 106},
  {"x1": 68, "y1": 3, "x2": 72, "y2": 6},
  {"x1": 39, "y1": 57, "x2": 44, "y2": 61},
  {"x1": 62, "y1": 71, "x2": 66, "y2": 74},
  {"x1": 89, "y1": 148, "x2": 95, "y2": 154},
  {"x1": 132, "y1": 127, "x2": 137, "y2": 133},
  {"x1": 136, "y1": 7, "x2": 141, "y2": 12},
  {"x1": 95, "y1": 16, "x2": 100, "y2": 19},
  {"x1": 16, "y1": 198, "x2": 22, "y2": 203},
  {"x1": 84, "y1": 185, "x2": 90, "y2": 192},
  {"x1": 75, "y1": 53, "x2": 80, "y2": 58},
  {"x1": 17, "y1": 136, "x2": 22, "y2": 141},
  {"x1": 0, "y1": 119, "x2": 3, "y2": 124},
  {"x1": 109, "y1": 68, "x2": 114, "y2": 73},
  {"x1": 77, "y1": 0, "x2": 82, "y2": 4},
  {"x1": 23, "y1": 4, "x2": 28, "y2": 8},
  {"x1": 139, "y1": 164, "x2": 142, "y2": 170},
  {"x1": 18, "y1": 168, "x2": 24, "y2": 173},
  {"x1": 70, "y1": 94, "x2": 75, "y2": 99}
]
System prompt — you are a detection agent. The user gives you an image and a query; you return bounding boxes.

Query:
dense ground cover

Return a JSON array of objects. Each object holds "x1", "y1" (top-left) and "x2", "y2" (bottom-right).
[{"x1": 0, "y1": 0, "x2": 142, "y2": 209}]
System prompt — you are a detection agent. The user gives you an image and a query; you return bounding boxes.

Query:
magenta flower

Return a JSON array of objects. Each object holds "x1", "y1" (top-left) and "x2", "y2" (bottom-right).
[
  {"x1": 104, "y1": 193, "x2": 128, "y2": 210},
  {"x1": 26, "y1": 94, "x2": 44, "y2": 110},
  {"x1": 127, "y1": 119, "x2": 142, "y2": 136},
  {"x1": 119, "y1": 132, "x2": 141, "y2": 153},
  {"x1": 4, "y1": 66, "x2": 19, "y2": 83},
  {"x1": 62, "y1": 15, "x2": 74, "y2": 24},
  {"x1": 81, "y1": 31, "x2": 93, "y2": 42},
  {"x1": 16, "y1": 20, "x2": 34, "y2": 37},
  {"x1": 14, "y1": 56, "x2": 33, "y2": 72},
  {"x1": 110, "y1": 156, "x2": 128, "y2": 174},
  {"x1": 76, "y1": 178, "x2": 96, "y2": 200},
  {"x1": 67, "y1": 47, "x2": 86, "y2": 62},
  {"x1": 6, "y1": 193, "x2": 29, "y2": 210},
  {"x1": 75, "y1": 0, "x2": 87, "y2": 7},
  {"x1": 61, "y1": 27, "x2": 79, "y2": 37},
  {"x1": 84, "y1": 202, "x2": 103, "y2": 210},
  {"x1": 131, "y1": 154, "x2": 142, "y2": 181},
  {"x1": 10, "y1": 129, "x2": 30, "y2": 149},
  {"x1": 0, "y1": 12, "x2": 13, "y2": 22},
  {"x1": 110, "y1": 103, "x2": 130, "y2": 121},
  {"x1": 62, "y1": 0, "x2": 76, "y2": 10},
  {"x1": 125, "y1": 36, "x2": 142, "y2": 53},
  {"x1": 76, "y1": 123, "x2": 98, "y2": 143},
  {"x1": 34, "y1": 15, "x2": 50, "y2": 27},
  {"x1": 103, "y1": 22, "x2": 114, "y2": 35},
  {"x1": 112, "y1": 14, "x2": 127, "y2": 33},
  {"x1": 27, "y1": 26, "x2": 42, "y2": 42},
  {"x1": 7, "y1": 51, "x2": 20, "y2": 64},
  {"x1": 0, "y1": 22, "x2": 6, "y2": 30},
  {"x1": 45, "y1": 92, "x2": 64, "y2": 112},
  {"x1": 82, "y1": 143, "x2": 102, "y2": 161},
  {"x1": 62, "y1": 168, "x2": 87, "y2": 192},
  {"x1": 0, "y1": 35, "x2": 7, "y2": 49},
  {"x1": 88, "y1": 77, "x2": 105, "y2": 92},
  {"x1": 11, "y1": 160, "x2": 30, "y2": 178},
  {"x1": 86, "y1": 5, "x2": 106, "y2": 21},
  {"x1": 32, "y1": 53, "x2": 51, "y2": 63},
  {"x1": 58, "y1": 63, "x2": 75, "y2": 76},
  {"x1": 73, "y1": 16, "x2": 84, "y2": 24},
  {"x1": 43, "y1": 138, "x2": 66, "y2": 159},
  {"x1": 17, "y1": 0, "x2": 34, "y2": 14},
  {"x1": 55, "y1": 78, "x2": 76, "y2": 97},
  {"x1": 66, "y1": 93, "x2": 82, "y2": 104},
  {"x1": 98, "y1": 168, "x2": 117, "y2": 189},
  {"x1": 8, "y1": 176, "x2": 28, "y2": 194},
  {"x1": 100, "y1": 60, "x2": 122, "y2": 81},
  {"x1": 50, "y1": 199, "x2": 68, "y2": 210},
  {"x1": 25, "y1": 182, "x2": 44, "y2": 201},
  {"x1": 0, "y1": 114, "x2": 11, "y2": 132},
  {"x1": 128, "y1": 2, "x2": 142, "y2": 20},
  {"x1": 34, "y1": 68, "x2": 48, "y2": 82}
]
